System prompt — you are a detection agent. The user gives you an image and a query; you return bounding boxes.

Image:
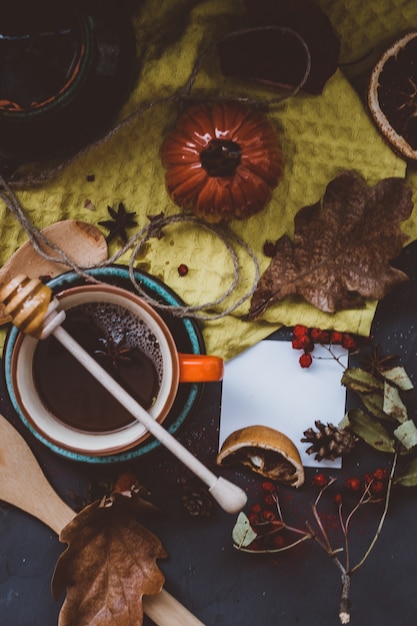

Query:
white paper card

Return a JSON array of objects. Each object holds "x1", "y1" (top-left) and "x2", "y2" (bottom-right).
[{"x1": 219, "y1": 340, "x2": 348, "y2": 469}]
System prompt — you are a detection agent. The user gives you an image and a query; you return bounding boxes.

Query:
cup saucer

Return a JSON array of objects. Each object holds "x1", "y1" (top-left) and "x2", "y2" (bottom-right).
[{"x1": 3, "y1": 265, "x2": 205, "y2": 463}]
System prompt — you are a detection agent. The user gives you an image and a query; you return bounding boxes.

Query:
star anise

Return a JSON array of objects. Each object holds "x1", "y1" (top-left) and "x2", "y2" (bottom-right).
[
  {"x1": 93, "y1": 332, "x2": 136, "y2": 371},
  {"x1": 179, "y1": 478, "x2": 214, "y2": 517},
  {"x1": 98, "y1": 202, "x2": 138, "y2": 243},
  {"x1": 361, "y1": 345, "x2": 398, "y2": 377}
]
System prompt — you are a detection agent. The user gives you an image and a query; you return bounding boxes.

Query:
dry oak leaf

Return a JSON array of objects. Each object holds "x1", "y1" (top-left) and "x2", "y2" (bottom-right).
[
  {"x1": 249, "y1": 171, "x2": 413, "y2": 319},
  {"x1": 52, "y1": 493, "x2": 167, "y2": 626}
]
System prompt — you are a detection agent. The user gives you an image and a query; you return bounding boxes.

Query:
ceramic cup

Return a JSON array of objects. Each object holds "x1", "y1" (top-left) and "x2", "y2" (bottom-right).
[{"x1": 7, "y1": 283, "x2": 223, "y2": 456}]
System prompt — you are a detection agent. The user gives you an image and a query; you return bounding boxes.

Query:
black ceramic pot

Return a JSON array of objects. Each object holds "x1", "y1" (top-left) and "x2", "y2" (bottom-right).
[{"x1": 0, "y1": 1, "x2": 137, "y2": 165}]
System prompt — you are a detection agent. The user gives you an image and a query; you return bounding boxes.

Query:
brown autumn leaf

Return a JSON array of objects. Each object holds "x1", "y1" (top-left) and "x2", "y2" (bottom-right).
[
  {"x1": 249, "y1": 171, "x2": 413, "y2": 319},
  {"x1": 52, "y1": 492, "x2": 167, "y2": 626}
]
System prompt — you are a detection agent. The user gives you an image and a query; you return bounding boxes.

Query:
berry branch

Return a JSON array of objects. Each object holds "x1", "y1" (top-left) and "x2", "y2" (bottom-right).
[
  {"x1": 233, "y1": 460, "x2": 396, "y2": 624},
  {"x1": 309, "y1": 463, "x2": 396, "y2": 624}
]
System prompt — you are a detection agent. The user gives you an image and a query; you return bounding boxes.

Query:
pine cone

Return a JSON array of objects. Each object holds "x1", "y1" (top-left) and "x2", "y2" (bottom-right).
[
  {"x1": 301, "y1": 420, "x2": 357, "y2": 461},
  {"x1": 180, "y1": 480, "x2": 214, "y2": 517}
]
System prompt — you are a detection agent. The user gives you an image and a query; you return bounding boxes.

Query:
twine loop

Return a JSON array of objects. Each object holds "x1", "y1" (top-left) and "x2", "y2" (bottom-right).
[{"x1": 0, "y1": 25, "x2": 311, "y2": 321}]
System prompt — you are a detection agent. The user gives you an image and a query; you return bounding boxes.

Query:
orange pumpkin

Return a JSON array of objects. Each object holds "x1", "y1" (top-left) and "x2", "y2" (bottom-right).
[{"x1": 160, "y1": 101, "x2": 285, "y2": 223}]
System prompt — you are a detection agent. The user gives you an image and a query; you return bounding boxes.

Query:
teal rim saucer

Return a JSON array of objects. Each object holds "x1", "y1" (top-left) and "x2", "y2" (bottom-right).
[{"x1": 3, "y1": 266, "x2": 205, "y2": 463}]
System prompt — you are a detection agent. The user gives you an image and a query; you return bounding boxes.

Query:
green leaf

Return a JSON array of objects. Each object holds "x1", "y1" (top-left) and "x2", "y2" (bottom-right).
[
  {"x1": 347, "y1": 409, "x2": 396, "y2": 453},
  {"x1": 393, "y1": 420, "x2": 417, "y2": 450},
  {"x1": 395, "y1": 457, "x2": 417, "y2": 487},
  {"x1": 342, "y1": 367, "x2": 393, "y2": 420},
  {"x1": 341, "y1": 368, "x2": 384, "y2": 394},
  {"x1": 383, "y1": 382, "x2": 409, "y2": 423},
  {"x1": 359, "y1": 390, "x2": 392, "y2": 421},
  {"x1": 232, "y1": 512, "x2": 257, "y2": 549},
  {"x1": 381, "y1": 366, "x2": 414, "y2": 390}
]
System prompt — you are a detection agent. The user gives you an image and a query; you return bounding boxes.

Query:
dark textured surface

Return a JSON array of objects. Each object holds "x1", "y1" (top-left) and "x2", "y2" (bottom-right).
[{"x1": 1, "y1": 242, "x2": 417, "y2": 625}]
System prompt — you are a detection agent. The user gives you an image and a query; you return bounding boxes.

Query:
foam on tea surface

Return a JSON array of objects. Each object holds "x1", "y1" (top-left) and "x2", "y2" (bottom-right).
[{"x1": 82, "y1": 302, "x2": 164, "y2": 385}]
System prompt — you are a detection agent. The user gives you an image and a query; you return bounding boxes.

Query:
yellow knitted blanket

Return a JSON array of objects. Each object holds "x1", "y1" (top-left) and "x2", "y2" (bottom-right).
[{"x1": 1, "y1": 0, "x2": 416, "y2": 360}]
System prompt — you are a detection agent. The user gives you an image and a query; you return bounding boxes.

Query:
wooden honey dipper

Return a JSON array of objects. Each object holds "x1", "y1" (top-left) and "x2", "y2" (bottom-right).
[{"x1": 0, "y1": 274, "x2": 247, "y2": 514}]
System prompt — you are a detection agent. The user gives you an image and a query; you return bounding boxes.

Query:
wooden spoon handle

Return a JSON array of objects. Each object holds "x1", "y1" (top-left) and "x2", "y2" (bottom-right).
[{"x1": 145, "y1": 590, "x2": 205, "y2": 626}]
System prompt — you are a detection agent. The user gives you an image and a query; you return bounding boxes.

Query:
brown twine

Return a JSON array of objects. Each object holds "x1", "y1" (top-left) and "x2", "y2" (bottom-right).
[
  {"x1": 0, "y1": 175, "x2": 102, "y2": 285},
  {"x1": 0, "y1": 174, "x2": 260, "y2": 319},
  {"x1": 125, "y1": 213, "x2": 260, "y2": 320},
  {"x1": 0, "y1": 25, "x2": 311, "y2": 321}
]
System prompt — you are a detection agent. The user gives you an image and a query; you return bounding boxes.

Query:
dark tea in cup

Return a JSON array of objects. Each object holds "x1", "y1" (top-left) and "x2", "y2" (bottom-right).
[{"x1": 33, "y1": 302, "x2": 163, "y2": 433}]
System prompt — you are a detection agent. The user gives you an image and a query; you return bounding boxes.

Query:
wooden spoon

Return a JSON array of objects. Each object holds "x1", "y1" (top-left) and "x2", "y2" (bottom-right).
[
  {"x1": 0, "y1": 220, "x2": 108, "y2": 324},
  {"x1": 0, "y1": 413, "x2": 204, "y2": 626}
]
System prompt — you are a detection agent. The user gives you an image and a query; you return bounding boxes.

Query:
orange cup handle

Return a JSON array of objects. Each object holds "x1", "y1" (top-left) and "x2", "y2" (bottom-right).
[{"x1": 178, "y1": 353, "x2": 224, "y2": 383}]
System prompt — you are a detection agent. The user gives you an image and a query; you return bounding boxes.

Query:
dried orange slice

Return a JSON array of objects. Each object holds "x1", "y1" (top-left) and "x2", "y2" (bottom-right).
[
  {"x1": 368, "y1": 31, "x2": 417, "y2": 161},
  {"x1": 216, "y1": 425, "x2": 304, "y2": 487}
]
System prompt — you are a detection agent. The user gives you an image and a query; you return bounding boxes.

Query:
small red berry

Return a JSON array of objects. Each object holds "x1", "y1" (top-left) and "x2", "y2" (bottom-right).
[
  {"x1": 320, "y1": 331, "x2": 331, "y2": 344},
  {"x1": 251, "y1": 503, "x2": 262, "y2": 514},
  {"x1": 373, "y1": 468, "x2": 389, "y2": 480},
  {"x1": 299, "y1": 352, "x2": 313, "y2": 368},
  {"x1": 177, "y1": 263, "x2": 189, "y2": 276},
  {"x1": 292, "y1": 337, "x2": 303, "y2": 350},
  {"x1": 248, "y1": 512, "x2": 261, "y2": 525},
  {"x1": 312, "y1": 473, "x2": 328, "y2": 487},
  {"x1": 264, "y1": 494, "x2": 275, "y2": 506},
  {"x1": 293, "y1": 324, "x2": 309, "y2": 337},
  {"x1": 363, "y1": 472, "x2": 374, "y2": 485},
  {"x1": 262, "y1": 481, "x2": 275, "y2": 493},
  {"x1": 370, "y1": 480, "x2": 385, "y2": 496},
  {"x1": 331, "y1": 331, "x2": 343, "y2": 344},
  {"x1": 344, "y1": 477, "x2": 361, "y2": 491},
  {"x1": 272, "y1": 534, "x2": 286, "y2": 548},
  {"x1": 262, "y1": 510, "x2": 277, "y2": 522},
  {"x1": 334, "y1": 493, "x2": 343, "y2": 506},
  {"x1": 310, "y1": 328, "x2": 330, "y2": 344},
  {"x1": 263, "y1": 240, "x2": 277, "y2": 257},
  {"x1": 304, "y1": 339, "x2": 314, "y2": 352},
  {"x1": 341, "y1": 333, "x2": 357, "y2": 350},
  {"x1": 292, "y1": 334, "x2": 313, "y2": 351}
]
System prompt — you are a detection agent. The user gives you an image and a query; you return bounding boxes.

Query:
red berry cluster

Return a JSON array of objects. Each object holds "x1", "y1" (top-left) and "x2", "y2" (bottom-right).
[
  {"x1": 311, "y1": 468, "x2": 389, "y2": 505},
  {"x1": 363, "y1": 468, "x2": 390, "y2": 500},
  {"x1": 247, "y1": 482, "x2": 287, "y2": 551},
  {"x1": 292, "y1": 325, "x2": 358, "y2": 368}
]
